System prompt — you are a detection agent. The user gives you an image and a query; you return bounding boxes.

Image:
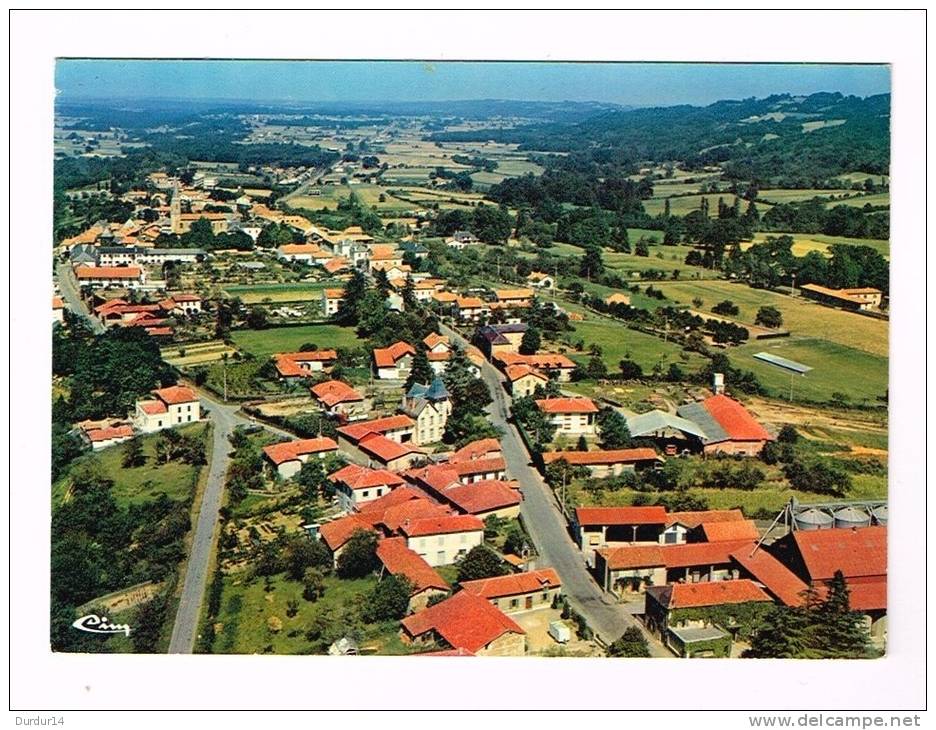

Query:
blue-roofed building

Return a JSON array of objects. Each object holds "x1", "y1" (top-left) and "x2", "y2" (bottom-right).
[
  {"x1": 402, "y1": 377, "x2": 452, "y2": 445},
  {"x1": 626, "y1": 409, "x2": 709, "y2": 455}
]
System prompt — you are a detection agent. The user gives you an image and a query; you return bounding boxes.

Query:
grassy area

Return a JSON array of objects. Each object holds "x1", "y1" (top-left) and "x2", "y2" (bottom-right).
[
  {"x1": 745, "y1": 232, "x2": 889, "y2": 258},
  {"x1": 825, "y1": 192, "x2": 890, "y2": 208},
  {"x1": 211, "y1": 572, "x2": 409, "y2": 655},
  {"x1": 644, "y1": 194, "x2": 774, "y2": 217},
  {"x1": 231, "y1": 323, "x2": 362, "y2": 359},
  {"x1": 757, "y1": 189, "x2": 855, "y2": 204},
  {"x1": 288, "y1": 184, "x2": 413, "y2": 212},
  {"x1": 564, "y1": 319, "x2": 708, "y2": 373},
  {"x1": 53, "y1": 423, "x2": 208, "y2": 509},
  {"x1": 224, "y1": 281, "x2": 338, "y2": 304}
]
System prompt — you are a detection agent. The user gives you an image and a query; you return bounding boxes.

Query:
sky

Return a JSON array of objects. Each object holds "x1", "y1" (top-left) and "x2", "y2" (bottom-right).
[{"x1": 55, "y1": 60, "x2": 890, "y2": 107}]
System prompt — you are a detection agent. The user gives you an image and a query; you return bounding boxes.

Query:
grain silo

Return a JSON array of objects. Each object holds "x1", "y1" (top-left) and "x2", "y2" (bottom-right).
[
  {"x1": 792, "y1": 507, "x2": 833, "y2": 531},
  {"x1": 871, "y1": 504, "x2": 888, "y2": 526},
  {"x1": 833, "y1": 506, "x2": 872, "y2": 529}
]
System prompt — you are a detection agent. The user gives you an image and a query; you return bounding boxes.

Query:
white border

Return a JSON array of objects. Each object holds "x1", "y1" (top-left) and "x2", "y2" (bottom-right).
[{"x1": 8, "y1": 8, "x2": 927, "y2": 715}]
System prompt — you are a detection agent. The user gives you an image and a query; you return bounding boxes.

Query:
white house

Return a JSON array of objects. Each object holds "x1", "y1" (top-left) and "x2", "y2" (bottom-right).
[
  {"x1": 75, "y1": 265, "x2": 146, "y2": 290},
  {"x1": 323, "y1": 288, "x2": 346, "y2": 317},
  {"x1": 133, "y1": 385, "x2": 201, "y2": 433},
  {"x1": 373, "y1": 341, "x2": 416, "y2": 380},
  {"x1": 262, "y1": 437, "x2": 339, "y2": 479},
  {"x1": 328, "y1": 463, "x2": 405, "y2": 512},
  {"x1": 399, "y1": 515, "x2": 485, "y2": 567},
  {"x1": 535, "y1": 397, "x2": 599, "y2": 436}
]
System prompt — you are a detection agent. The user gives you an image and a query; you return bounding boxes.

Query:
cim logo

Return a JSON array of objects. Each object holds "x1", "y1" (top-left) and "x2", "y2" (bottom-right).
[{"x1": 71, "y1": 614, "x2": 131, "y2": 637}]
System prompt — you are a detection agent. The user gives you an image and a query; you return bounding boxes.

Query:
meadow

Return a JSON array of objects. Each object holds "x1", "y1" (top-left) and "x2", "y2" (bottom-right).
[
  {"x1": 230, "y1": 323, "x2": 363, "y2": 358},
  {"x1": 744, "y1": 232, "x2": 890, "y2": 258},
  {"x1": 224, "y1": 281, "x2": 338, "y2": 304}
]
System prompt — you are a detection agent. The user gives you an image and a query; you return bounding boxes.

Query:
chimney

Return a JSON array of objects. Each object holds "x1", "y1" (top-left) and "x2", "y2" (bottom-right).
[{"x1": 713, "y1": 372, "x2": 725, "y2": 395}]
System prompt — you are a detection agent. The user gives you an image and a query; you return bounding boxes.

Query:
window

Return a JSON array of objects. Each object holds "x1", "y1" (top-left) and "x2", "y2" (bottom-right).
[
  {"x1": 362, "y1": 490, "x2": 369, "y2": 498},
  {"x1": 510, "y1": 599, "x2": 519, "y2": 609},
  {"x1": 376, "y1": 488, "x2": 383, "y2": 497}
]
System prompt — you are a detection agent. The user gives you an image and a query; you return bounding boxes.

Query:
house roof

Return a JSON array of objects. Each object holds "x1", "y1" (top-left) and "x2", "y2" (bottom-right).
[
  {"x1": 52, "y1": 296, "x2": 64, "y2": 309},
  {"x1": 75, "y1": 266, "x2": 142, "y2": 279},
  {"x1": 456, "y1": 296, "x2": 485, "y2": 309},
  {"x1": 423, "y1": 332, "x2": 449, "y2": 350},
  {"x1": 373, "y1": 341, "x2": 416, "y2": 368},
  {"x1": 500, "y1": 353, "x2": 577, "y2": 370},
  {"x1": 646, "y1": 580, "x2": 772, "y2": 610},
  {"x1": 311, "y1": 379, "x2": 364, "y2": 407},
  {"x1": 406, "y1": 377, "x2": 450, "y2": 402},
  {"x1": 627, "y1": 409, "x2": 708, "y2": 440},
  {"x1": 399, "y1": 514, "x2": 484, "y2": 538},
  {"x1": 842, "y1": 579, "x2": 887, "y2": 612},
  {"x1": 449, "y1": 456, "x2": 506, "y2": 478},
  {"x1": 701, "y1": 520, "x2": 760, "y2": 542},
  {"x1": 323, "y1": 257, "x2": 350, "y2": 273},
  {"x1": 376, "y1": 537, "x2": 449, "y2": 593},
  {"x1": 791, "y1": 526, "x2": 887, "y2": 581},
  {"x1": 337, "y1": 414, "x2": 415, "y2": 442},
  {"x1": 449, "y1": 438, "x2": 502, "y2": 464},
  {"x1": 138, "y1": 400, "x2": 168, "y2": 415},
  {"x1": 575, "y1": 506, "x2": 668, "y2": 526},
  {"x1": 598, "y1": 539, "x2": 755, "y2": 570},
  {"x1": 605, "y1": 293, "x2": 632, "y2": 305},
  {"x1": 730, "y1": 547, "x2": 810, "y2": 607},
  {"x1": 328, "y1": 463, "x2": 405, "y2": 491},
  {"x1": 357, "y1": 485, "x2": 426, "y2": 515},
  {"x1": 152, "y1": 385, "x2": 198, "y2": 405},
  {"x1": 677, "y1": 395, "x2": 773, "y2": 444},
  {"x1": 278, "y1": 243, "x2": 322, "y2": 255},
  {"x1": 536, "y1": 397, "x2": 599, "y2": 415},
  {"x1": 375, "y1": 499, "x2": 451, "y2": 533},
  {"x1": 598, "y1": 545, "x2": 666, "y2": 570},
  {"x1": 404, "y1": 463, "x2": 460, "y2": 492},
  {"x1": 323, "y1": 288, "x2": 346, "y2": 299},
  {"x1": 432, "y1": 291, "x2": 458, "y2": 303},
  {"x1": 666, "y1": 509, "x2": 746, "y2": 529},
  {"x1": 505, "y1": 363, "x2": 547, "y2": 383},
  {"x1": 400, "y1": 590, "x2": 524, "y2": 653},
  {"x1": 262, "y1": 437, "x2": 338, "y2": 465},
  {"x1": 495, "y1": 288, "x2": 534, "y2": 301},
  {"x1": 319, "y1": 515, "x2": 375, "y2": 551},
  {"x1": 541, "y1": 448, "x2": 662, "y2": 466},
  {"x1": 86, "y1": 425, "x2": 135, "y2": 442},
  {"x1": 439, "y1": 480, "x2": 522, "y2": 515},
  {"x1": 460, "y1": 568, "x2": 561, "y2": 600},
  {"x1": 358, "y1": 432, "x2": 424, "y2": 463}
]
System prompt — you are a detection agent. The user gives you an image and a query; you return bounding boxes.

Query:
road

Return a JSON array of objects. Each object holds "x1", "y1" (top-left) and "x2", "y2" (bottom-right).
[
  {"x1": 55, "y1": 261, "x2": 104, "y2": 334},
  {"x1": 439, "y1": 323, "x2": 670, "y2": 654}
]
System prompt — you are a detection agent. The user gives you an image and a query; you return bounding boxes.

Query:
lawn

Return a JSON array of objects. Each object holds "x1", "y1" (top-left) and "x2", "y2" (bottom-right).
[
  {"x1": 224, "y1": 281, "x2": 340, "y2": 304},
  {"x1": 745, "y1": 232, "x2": 890, "y2": 259},
  {"x1": 53, "y1": 423, "x2": 209, "y2": 509},
  {"x1": 210, "y1": 572, "x2": 410, "y2": 655},
  {"x1": 231, "y1": 323, "x2": 363, "y2": 359},
  {"x1": 825, "y1": 192, "x2": 890, "y2": 209},
  {"x1": 565, "y1": 319, "x2": 709, "y2": 374}
]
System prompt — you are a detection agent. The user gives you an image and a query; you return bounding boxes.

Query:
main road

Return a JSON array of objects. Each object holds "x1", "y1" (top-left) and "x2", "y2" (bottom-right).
[
  {"x1": 440, "y1": 323, "x2": 670, "y2": 654},
  {"x1": 55, "y1": 261, "x2": 105, "y2": 334}
]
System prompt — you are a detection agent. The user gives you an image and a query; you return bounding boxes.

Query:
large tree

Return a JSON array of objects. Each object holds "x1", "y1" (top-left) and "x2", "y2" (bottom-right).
[
  {"x1": 336, "y1": 530, "x2": 379, "y2": 579},
  {"x1": 597, "y1": 407, "x2": 632, "y2": 449},
  {"x1": 456, "y1": 545, "x2": 507, "y2": 583},
  {"x1": 405, "y1": 349, "x2": 434, "y2": 391}
]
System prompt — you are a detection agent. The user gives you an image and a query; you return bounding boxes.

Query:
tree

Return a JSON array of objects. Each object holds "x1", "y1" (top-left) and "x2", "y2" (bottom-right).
[
  {"x1": 745, "y1": 604, "x2": 809, "y2": 658},
  {"x1": 121, "y1": 437, "x2": 146, "y2": 468},
  {"x1": 302, "y1": 567, "x2": 326, "y2": 602},
  {"x1": 618, "y1": 358, "x2": 643, "y2": 380},
  {"x1": 335, "y1": 269, "x2": 368, "y2": 326},
  {"x1": 634, "y1": 239, "x2": 650, "y2": 257},
  {"x1": 777, "y1": 424, "x2": 799, "y2": 444},
  {"x1": 283, "y1": 535, "x2": 332, "y2": 581},
  {"x1": 471, "y1": 204, "x2": 513, "y2": 245},
  {"x1": 607, "y1": 627, "x2": 651, "y2": 657},
  {"x1": 404, "y1": 349, "x2": 434, "y2": 391},
  {"x1": 246, "y1": 307, "x2": 268, "y2": 330},
  {"x1": 579, "y1": 244, "x2": 605, "y2": 279},
  {"x1": 362, "y1": 575, "x2": 413, "y2": 622},
  {"x1": 755, "y1": 306, "x2": 783, "y2": 329},
  {"x1": 712, "y1": 300, "x2": 740, "y2": 316},
  {"x1": 456, "y1": 545, "x2": 507, "y2": 583},
  {"x1": 585, "y1": 354, "x2": 608, "y2": 380},
  {"x1": 597, "y1": 408, "x2": 632, "y2": 449},
  {"x1": 336, "y1": 530, "x2": 379, "y2": 578},
  {"x1": 296, "y1": 459, "x2": 327, "y2": 499},
  {"x1": 812, "y1": 571, "x2": 871, "y2": 658},
  {"x1": 131, "y1": 589, "x2": 171, "y2": 653},
  {"x1": 503, "y1": 524, "x2": 529, "y2": 556},
  {"x1": 519, "y1": 326, "x2": 541, "y2": 355}
]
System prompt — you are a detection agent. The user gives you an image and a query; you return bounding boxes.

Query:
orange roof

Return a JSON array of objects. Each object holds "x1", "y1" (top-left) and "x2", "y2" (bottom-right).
[
  {"x1": 52, "y1": 296, "x2": 64, "y2": 309},
  {"x1": 575, "y1": 506, "x2": 667, "y2": 526},
  {"x1": 319, "y1": 515, "x2": 375, "y2": 551},
  {"x1": 86, "y1": 425, "x2": 134, "y2": 442},
  {"x1": 700, "y1": 394, "x2": 773, "y2": 442},
  {"x1": 598, "y1": 545, "x2": 666, "y2": 570},
  {"x1": 605, "y1": 293, "x2": 632, "y2": 305},
  {"x1": 373, "y1": 341, "x2": 416, "y2": 368},
  {"x1": 423, "y1": 333, "x2": 449, "y2": 350},
  {"x1": 666, "y1": 509, "x2": 746, "y2": 528},
  {"x1": 427, "y1": 351, "x2": 452, "y2": 362},
  {"x1": 401, "y1": 591, "x2": 524, "y2": 653},
  {"x1": 275, "y1": 351, "x2": 339, "y2": 377},
  {"x1": 439, "y1": 480, "x2": 522, "y2": 515},
  {"x1": 338, "y1": 414, "x2": 415, "y2": 442},
  {"x1": 405, "y1": 464, "x2": 460, "y2": 492},
  {"x1": 399, "y1": 514, "x2": 484, "y2": 538},
  {"x1": 842, "y1": 579, "x2": 887, "y2": 612},
  {"x1": 791, "y1": 526, "x2": 887, "y2": 581},
  {"x1": 138, "y1": 400, "x2": 167, "y2": 415},
  {"x1": 730, "y1": 547, "x2": 809, "y2": 607},
  {"x1": 75, "y1": 266, "x2": 142, "y2": 279},
  {"x1": 432, "y1": 291, "x2": 458, "y2": 303},
  {"x1": 358, "y1": 432, "x2": 424, "y2": 463},
  {"x1": 152, "y1": 385, "x2": 198, "y2": 405},
  {"x1": 498, "y1": 352, "x2": 577, "y2": 370},
  {"x1": 324, "y1": 288, "x2": 346, "y2": 299},
  {"x1": 323, "y1": 257, "x2": 350, "y2": 273},
  {"x1": 376, "y1": 537, "x2": 449, "y2": 593},
  {"x1": 495, "y1": 288, "x2": 534, "y2": 301},
  {"x1": 277, "y1": 350, "x2": 338, "y2": 362},
  {"x1": 701, "y1": 520, "x2": 760, "y2": 542},
  {"x1": 375, "y1": 499, "x2": 451, "y2": 533},
  {"x1": 144, "y1": 327, "x2": 173, "y2": 337},
  {"x1": 456, "y1": 296, "x2": 485, "y2": 309},
  {"x1": 449, "y1": 438, "x2": 502, "y2": 464},
  {"x1": 660, "y1": 540, "x2": 756, "y2": 569},
  {"x1": 311, "y1": 379, "x2": 363, "y2": 407},
  {"x1": 262, "y1": 437, "x2": 338, "y2": 465},
  {"x1": 449, "y1": 456, "x2": 506, "y2": 478},
  {"x1": 505, "y1": 364, "x2": 548, "y2": 383},
  {"x1": 536, "y1": 397, "x2": 599, "y2": 414},
  {"x1": 328, "y1": 464, "x2": 405, "y2": 491},
  {"x1": 541, "y1": 448, "x2": 661, "y2": 466},
  {"x1": 357, "y1": 486, "x2": 426, "y2": 515},
  {"x1": 278, "y1": 243, "x2": 321, "y2": 255},
  {"x1": 460, "y1": 568, "x2": 561, "y2": 600},
  {"x1": 648, "y1": 579, "x2": 772, "y2": 610}
]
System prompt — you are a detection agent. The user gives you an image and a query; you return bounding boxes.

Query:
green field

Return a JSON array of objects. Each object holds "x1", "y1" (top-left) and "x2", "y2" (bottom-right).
[
  {"x1": 745, "y1": 232, "x2": 890, "y2": 259},
  {"x1": 224, "y1": 281, "x2": 339, "y2": 304},
  {"x1": 566, "y1": 319, "x2": 708, "y2": 373},
  {"x1": 231, "y1": 323, "x2": 363, "y2": 358},
  {"x1": 210, "y1": 573, "x2": 409, "y2": 655},
  {"x1": 288, "y1": 184, "x2": 411, "y2": 211},
  {"x1": 644, "y1": 194, "x2": 773, "y2": 217},
  {"x1": 758, "y1": 189, "x2": 855, "y2": 204},
  {"x1": 825, "y1": 192, "x2": 890, "y2": 209},
  {"x1": 53, "y1": 423, "x2": 208, "y2": 508}
]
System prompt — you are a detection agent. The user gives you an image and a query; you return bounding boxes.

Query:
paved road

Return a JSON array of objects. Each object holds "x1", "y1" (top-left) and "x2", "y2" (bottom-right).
[
  {"x1": 440, "y1": 323, "x2": 670, "y2": 654},
  {"x1": 55, "y1": 261, "x2": 104, "y2": 334}
]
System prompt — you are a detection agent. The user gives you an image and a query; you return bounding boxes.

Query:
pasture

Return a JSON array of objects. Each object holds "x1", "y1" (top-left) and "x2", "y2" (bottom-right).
[
  {"x1": 224, "y1": 281, "x2": 338, "y2": 304},
  {"x1": 231, "y1": 323, "x2": 363, "y2": 358},
  {"x1": 744, "y1": 232, "x2": 889, "y2": 258},
  {"x1": 825, "y1": 192, "x2": 890, "y2": 209},
  {"x1": 643, "y1": 194, "x2": 773, "y2": 217},
  {"x1": 564, "y1": 318, "x2": 708, "y2": 374},
  {"x1": 757, "y1": 189, "x2": 855, "y2": 204}
]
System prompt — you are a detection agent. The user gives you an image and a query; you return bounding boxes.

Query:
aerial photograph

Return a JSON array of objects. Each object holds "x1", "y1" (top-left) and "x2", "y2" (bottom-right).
[{"x1": 50, "y1": 59, "x2": 890, "y2": 660}]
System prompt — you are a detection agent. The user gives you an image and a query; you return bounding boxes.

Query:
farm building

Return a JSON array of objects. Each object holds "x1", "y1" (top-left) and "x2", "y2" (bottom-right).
[
  {"x1": 676, "y1": 394, "x2": 774, "y2": 456},
  {"x1": 626, "y1": 410, "x2": 708, "y2": 455},
  {"x1": 460, "y1": 568, "x2": 562, "y2": 615},
  {"x1": 800, "y1": 284, "x2": 883, "y2": 312},
  {"x1": 541, "y1": 448, "x2": 663, "y2": 477},
  {"x1": 376, "y1": 537, "x2": 449, "y2": 612}
]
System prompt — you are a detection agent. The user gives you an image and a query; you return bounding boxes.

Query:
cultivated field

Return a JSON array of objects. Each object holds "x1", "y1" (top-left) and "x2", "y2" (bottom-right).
[
  {"x1": 757, "y1": 189, "x2": 856, "y2": 204},
  {"x1": 744, "y1": 232, "x2": 890, "y2": 258},
  {"x1": 643, "y1": 194, "x2": 773, "y2": 217}
]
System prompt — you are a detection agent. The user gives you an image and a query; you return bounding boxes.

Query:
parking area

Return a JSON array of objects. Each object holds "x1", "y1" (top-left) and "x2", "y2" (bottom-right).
[{"x1": 512, "y1": 607, "x2": 602, "y2": 657}]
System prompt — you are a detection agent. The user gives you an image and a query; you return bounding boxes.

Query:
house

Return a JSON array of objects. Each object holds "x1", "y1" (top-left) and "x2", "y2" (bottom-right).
[
  {"x1": 398, "y1": 514, "x2": 485, "y2": 567},
  {"x1": 376, "y1": 537, "x2": 449, "y2": 612},
  {"x1": 322, "y1": 288, "x2": 346, "y2": 317},
  {"x1": 729, "y1": 547, "x2": 810, "y2": 608},
  {"x1": 358, "y1": 433, "x2": 426, "y2": 472},
  {"x1": 80, "y1": 422, "x2": 135, "y2": 451},
  {"x1": 134, "y1": 248, "x2": 207, "y2": 266},
  {"x1": 74, "y1": 265, "x2": 145, "y2": 289},
  {"x1": 660, "y1": 509, "x2": 748, "y2": 545},
  {"x1": 573, "y1": 506, "x2": 669, "y2": 560},
  {"x1": 605, "y1": 292, "x2": 632, "y2": 307},
  {"x1": 311, "y1": 379, "x2": 366, "y2": 419},
  {"x1": 133, "y1": 385, "x2": 201, "y2": 433},
  {"x1": 337, "y1": 414, "x2": 416, "y2": 446},
  {"x1": 455, "y1": 296, "x2": 489, "y2": 323},
  {"x1": 368, "y1": 245, "x2": 404, "y2": 273},
  {"x1": 535, "y1": 397, "x2": 599, "y2": 436},
  {"x1": 328, "y1": 464, "x2": 406, "y2": 512},
  {"x1": 319, "y1": 515, "x2": 376, "y2": 566},
  {"x1": 52, "y1": 296, "x2": 65, "y2": 324},
  {"x1": 644, "y1": 580, "x2": 773, "y2": 657},
  {"x1": 431, "y1": 290, "x2": 458, "y2": 312},
  {"x1": 402, "y1": 378, "x2": 452, "y2": 445},
  {"x1": 449, "y1": 455, "x2": 507, "y2": 484},
  {"x1": 373, "y1": 341, "x2": 416, "y2": 380},
  {"x1": 526, "y1": 272, "x2": 555, "y2": 289},
  {"x1": 495, "y1": 352, "x2": 577, "y2": 382},
  {"x1": 460, "y1": 568, "x2": 562, "y2": 614},
  {"x1": 262, "y1": 437, "x2": 339, "y2": 479},
  {"x1": 423, "y1": 333, "x2": 452, "y2": 374},
  {"x1": 475, "y1": 323, "x2": 527, "y2": 359},
  {"x1": 400, "y1": 590, "x2": 526, "y2": 656},
  {"x1": 676, "y1": 394, "x2": 774, "y2": 456},
  {"x1": 95, "y1": 299, "x2": 170, "y2": 327},
  {"x1": 276, "y1": 243, "x2": 329, "y2": 264},
  {"x1": 626, "y1": 410, "x2": 708, "y2": 456},
  {"x1": 372, "y1": 262, "x2": 412, "y2": 282},
  {"x1": 166, "y1": 293, "x2": 203, "y2": 315},
  {"x1": 367, "y1": 497, "x2": 453, "y2": 536},
  {"x1": 504, "y1": 364, "x2": 549, "y2": 397},
  {"x1": 434, "y1": 480, "x2": 522, "y2": 520},
  {"x1": 540, "y1": 448, "x2": 663, "y2": 477},
  {"x1": 322, "y1": 257, "x2": 351, "y2": 275},
  {"x1": 494, "y1": 288, "x2": 534, "y2": 308},
  {"x1": 449, "y1": 438, "x2": 503, "y2": 464},
  {"x1": 445, "y1": 231, "x2": 479, "y2": 250},
  {"x1": 399, "y1": 241, "x2": 429, "y2": 259},
  {"x1": 800, "y1": 284, "x2": 883, "y2": 311},
  {"x1": 274, "y1": 350, "x2": 339, "y2": 380}
]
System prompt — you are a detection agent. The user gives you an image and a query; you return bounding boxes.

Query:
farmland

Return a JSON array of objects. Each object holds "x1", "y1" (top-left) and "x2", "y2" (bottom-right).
[
  {"x1": 744, "y1": 232, "x2": 890, "y2": 258},
  {"x1": 224, "y1": 281, "x2": 338, "y2": 304},
  {"x1": 565, "y1": 318, "x2": 709, "y2": 374},
  {"x1": 231, "y1": 323, "x2": 363, "y2": 358}
]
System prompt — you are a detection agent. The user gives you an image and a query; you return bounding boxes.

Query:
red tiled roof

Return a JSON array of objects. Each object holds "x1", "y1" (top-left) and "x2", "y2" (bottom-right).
[
  {"x1": 460, "y1": 568, "x2": 561, "y2": 600},
  {"x1": 86, "y1": 425, "x2": 135, "y2": 442},
  {"x1": 376, "y1": 500, "x2": 451, "y2": 533},
  {"x1": 660, "y1": 540, "x2": 756, "y2": 569},
  {"x1": 337, "y1": 414, "x2": 415, "y2": 442},
  {"x1": 598, "y1": 545, "x2": 666, "y2": 570},
  {"x1": 319, "y1": 515, "x2": 375, "y2": 552},
  {"x1": 701, "y1": 394, "x2": 773, "y2": 442},
  {"x1": 423, "y1": 333, "x2": 449, "y2": 350},
  {"x1": 449, "y1": 438, "x2": 502, "y2": 464},
  {"x1": 701, "y1": 520, "x2": 760, "y2": 542},
  {"x1": 449, "y1": 456, "x2": 506, "y2": 478},
  {"x1": 401, "y1": 590, "x2": 524, "y2": 653},
  {"x1": 730, "y1": 547, "x2": 810, "y2": 607},
  {"x1": 52, "y1": 296, "x2": 64, "y2": 309},
  {"x1": 311, "y1": 379, "x2": 363, "y2": 407},
  {"x1": 498, "y1": 352, "x2": 577, "y2": 370},
  {"x1": 262, "y1": 437, "x2": 338, "y2": 466},
  {"x1": 152, "y1": 385, "x2": 198, "y2": 405},
  {"x1": 376, "y1": 537, "x2": 449, "y2": 593},
  {"x1": 357, "y1": 486, "x2": 426, "y2": 515},
  {"x1": 666, "y1": 509, "x2": 745, "y2": 528},
  {"x1": 373, "y1": 341, "x2": 416, "y2": 368},
  {"x1": 358, "y1": 433, "x2": 424, "y2": 464},
  {"x1": 649, "y1": 579, "x2": 772, "y2": 609},
  {"x1": 278, "y1": 350, "x2": 338, "y2": 362},
  {"x1": 575, "y1": 506, "x2": 668, "y2": 526},
  {"x1": 505, "y1": 364, "x2": 548, "y2": 382},
  {"x1": 791, "y1": 526, "x2": 887, "y2": 581},
  {"x1": 439, "y1": 480, "x2": 522, "y2": 515},
  {"x1": 75, "y1": 266, "x2": 142, "y2": 279},
  {"x1": 399, "y1": 514, "x2": 484, "y2": 538},
  {"x1": 138, "y1": 400, "x2": 167, "y2": 415},
  {"x1": 324, "y1": 288, "x2": 346, "y2": 299},
  {"x1": 323, "y1": 257, "x2": 350, "y2": 273},
  {"x1": 278, "y1": 243, "x2": 321, "y2": 254},
  {"x1": 456, "y1": 296, "x2": 485, "y2": 309},
  {"x1": 144, "y1": 327, "x2": 174, "y2": 337},
  {"x1": 842, "y1": 579, "x2": 887, "y2": 612},
  {"x1": 328, "y1": 464, "x2": 405, "y2": 491},
  {"x1": 405, "y1": 464, "x2": 460, "y2": 492},
  {"x1": 541, "y1": 448, "x2": 661, "y2": 466},
  {"x1": 432, "y1": 291, "x2": 458, "y2": 303},
  {"x1": 536, "y1": 397, "x2": 599, "y2": 414},
  {"x1": 495, "y1": 288, "x2": 534, "y2": 301}
]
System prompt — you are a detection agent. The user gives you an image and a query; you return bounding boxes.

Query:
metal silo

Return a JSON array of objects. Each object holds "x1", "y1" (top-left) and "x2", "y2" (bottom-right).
[
  {"x1": 793, "y1": 508, "x2": 833, "y2": 531},
  {"x1": 871, "y1": 504, "x2": 888, "y2": 526},
  {"x1": 833, "y1": 506, "x2": 872, "y2": 529}
]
